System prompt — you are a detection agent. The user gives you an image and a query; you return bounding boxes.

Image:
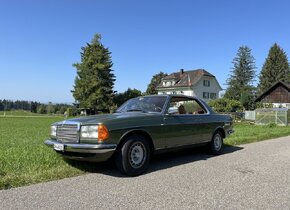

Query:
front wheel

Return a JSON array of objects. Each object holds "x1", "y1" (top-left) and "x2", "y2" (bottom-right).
[
  {"x1": 115, "y1": 135, "x2": 151, "y2": 176},
  {"x1": 209, "y1": 131, "x2": 223, "y2": 155}
]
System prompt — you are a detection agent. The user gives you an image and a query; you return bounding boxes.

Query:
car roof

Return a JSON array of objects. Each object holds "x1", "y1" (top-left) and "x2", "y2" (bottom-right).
[{"x1": 143, "y1": 94, "x2": 198, "y2": 99}]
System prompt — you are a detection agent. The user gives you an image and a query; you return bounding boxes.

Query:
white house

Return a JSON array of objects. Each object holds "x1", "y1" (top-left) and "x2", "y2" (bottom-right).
[{"x1": 156, "y1": 69, "x2": 222, "y2": 102}]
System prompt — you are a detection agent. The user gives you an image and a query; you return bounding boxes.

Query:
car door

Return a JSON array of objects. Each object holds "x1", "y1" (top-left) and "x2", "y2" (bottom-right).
[{"x1": 162, "y1": 97, "x2": 212, "y2": 148}]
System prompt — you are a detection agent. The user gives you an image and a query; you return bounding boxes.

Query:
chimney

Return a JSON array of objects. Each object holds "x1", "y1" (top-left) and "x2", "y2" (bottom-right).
[{"x1": 180, "y1": 69, "x2": 184, "y2": 75}]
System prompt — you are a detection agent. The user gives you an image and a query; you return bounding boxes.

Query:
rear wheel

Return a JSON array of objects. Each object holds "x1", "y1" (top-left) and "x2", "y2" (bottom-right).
[
  {"x1": 209, "y1": 131, "x2": 223, "y2": 155},
  {"x1": 115, "y1": 135, "x2": 150, "y2": 176}
]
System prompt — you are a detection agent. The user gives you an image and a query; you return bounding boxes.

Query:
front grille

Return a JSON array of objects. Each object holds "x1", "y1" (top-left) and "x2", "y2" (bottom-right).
[{"x1": 57, "y1": 124, "x2": 79, "y2": 143}]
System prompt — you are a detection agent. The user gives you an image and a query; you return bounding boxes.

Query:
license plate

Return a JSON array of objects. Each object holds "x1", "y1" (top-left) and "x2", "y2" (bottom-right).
[{"x1": 54, "y1": 143, "x2": 64, "y2": 151}]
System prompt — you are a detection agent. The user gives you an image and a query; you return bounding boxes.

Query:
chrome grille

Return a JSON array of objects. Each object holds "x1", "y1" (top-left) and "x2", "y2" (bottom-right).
[{"x1": 56, "y1": 124, "x2": 79, "y2": 143}]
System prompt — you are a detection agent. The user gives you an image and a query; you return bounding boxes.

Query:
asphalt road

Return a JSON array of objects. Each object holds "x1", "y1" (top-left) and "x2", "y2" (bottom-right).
[{"x1": 1, "y1": 136, "x2": 290, "y2": 210}]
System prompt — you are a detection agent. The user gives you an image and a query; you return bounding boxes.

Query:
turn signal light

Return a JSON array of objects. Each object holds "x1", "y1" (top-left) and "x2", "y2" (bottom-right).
[{"x1": 98, "y1": 124, "x2": 109, "y2": 141}]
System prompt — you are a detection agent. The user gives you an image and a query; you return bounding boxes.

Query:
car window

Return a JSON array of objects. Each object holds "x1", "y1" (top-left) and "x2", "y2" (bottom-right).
[
  {"x1": 116, "y1": 96, "x2": 167, "y2": 113},
  {"x1": 168, "y1": 97, "x2": 207, "y2": 115}
]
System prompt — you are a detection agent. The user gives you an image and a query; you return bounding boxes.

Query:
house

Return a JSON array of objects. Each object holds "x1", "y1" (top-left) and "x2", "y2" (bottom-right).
[
  {"x1": 156, "y1": 69, "x2": 222, "y2": 102},
  {"x1": 255, "y1": 81, "x2": 290, "y2": 108}
]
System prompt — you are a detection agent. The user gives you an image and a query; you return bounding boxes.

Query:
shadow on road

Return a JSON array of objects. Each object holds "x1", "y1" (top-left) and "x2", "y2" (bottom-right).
[
  {"x1": 147, "y1": 145, "x2": 242, "y2": 174},
  {"x1": 65, "y1": 145, "x2": 243, "y2": 177}
]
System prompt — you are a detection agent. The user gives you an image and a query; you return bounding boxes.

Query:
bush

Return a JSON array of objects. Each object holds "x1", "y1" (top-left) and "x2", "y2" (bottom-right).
[
  {"x1": 208, "y1": 98, "x2": 242, "y2": 112},
  {"x1": 66, "y1": 108, "x2": 77, "y2": 117},
  {"x1": 255, "y1": 102, "x2": 274, "y2": 109},
  {"x1": 267, "y1": 123, "x2": 277, "y2": 128}
]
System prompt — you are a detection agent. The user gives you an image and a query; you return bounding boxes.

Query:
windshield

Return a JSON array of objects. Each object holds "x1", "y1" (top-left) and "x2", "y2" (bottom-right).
[{"x1": 116, "y1": 96, "x2": 167, "y2": 113}]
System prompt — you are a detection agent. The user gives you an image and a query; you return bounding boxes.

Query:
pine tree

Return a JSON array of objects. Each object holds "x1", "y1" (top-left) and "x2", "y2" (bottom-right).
[
  {"x1": 258, "y1": 43, "x2": 290, "y2": 93},
  {"x1": 146, "y1": 72, "x2": 168, "y2": 95},
  {"x1": 113, "y1": 88, "x2": 142, "y2": 107},
  {"x1": 72, "y1": 34, "x2": 115, "y2": 111},
  {"x1": 225, "y1": 46, "x2": 256, "y2": 109}
]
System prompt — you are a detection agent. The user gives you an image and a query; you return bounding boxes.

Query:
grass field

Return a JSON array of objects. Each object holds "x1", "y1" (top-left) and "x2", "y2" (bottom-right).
[
  {"x1": 0, "y1": 117, "x2": 290, "y2": 190},
  {"x1": 0, "y1": 116, "x2": 85, "y2": 190},
  {"x1": 225, "y1": 123, "x2": 290, "y2": 145},
  {"x1": 0, "y1": 110, "x2": 43, "y2": 116},
  {"x1": 0, "y1": 110, "x2": 62, "y2": 117}
]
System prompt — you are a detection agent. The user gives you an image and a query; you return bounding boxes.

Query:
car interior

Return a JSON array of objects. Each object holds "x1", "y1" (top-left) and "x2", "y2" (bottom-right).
[{"x1": 168, "y1": 97, "x2": 207, "y2": 115}]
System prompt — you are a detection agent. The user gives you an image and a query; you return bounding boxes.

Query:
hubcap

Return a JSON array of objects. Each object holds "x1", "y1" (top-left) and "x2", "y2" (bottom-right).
[
  {"x1": 129, "y1": 142, "x2": 146, "y2": 168},
  {"x1": 213, "y1": 134, "x2": 222, "y2": 151}
]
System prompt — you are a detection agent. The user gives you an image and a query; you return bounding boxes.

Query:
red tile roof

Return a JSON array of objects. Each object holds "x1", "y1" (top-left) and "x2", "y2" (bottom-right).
[{"x1": 158, "y1": 69, "x2": 215, "y2": 88}]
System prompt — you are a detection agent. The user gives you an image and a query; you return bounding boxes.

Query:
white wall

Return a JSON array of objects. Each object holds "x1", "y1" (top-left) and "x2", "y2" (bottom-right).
[
  {"x1": 272, "y1": 103, "x2": 290, "y2": 108},
  {"x1": 158, "y1": 89, "x2": 193, "y2": 96},
  {"x1": 193, "y1": 76, "x2": 221, "y2": 102},
  {"x1": 157, "y1": 76, "x2": 222, "y2": 102}
]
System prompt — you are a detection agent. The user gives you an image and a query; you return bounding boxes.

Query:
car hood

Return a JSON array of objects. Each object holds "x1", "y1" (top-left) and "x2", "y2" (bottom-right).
[{"x1": 54, "y1": 112, "x2": 161, "y2": 125}]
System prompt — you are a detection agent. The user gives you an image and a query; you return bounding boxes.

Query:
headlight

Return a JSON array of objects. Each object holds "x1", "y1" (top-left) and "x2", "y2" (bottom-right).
[
  {"x1": 80, "y1": 124, "x2": 109, "y2": 141},
  {"x1": 81, "y1": 125, "x2": 98, "y2": 139},
  {"x1": 51, "y1": 125, "x2": 57, "y2": 137}
]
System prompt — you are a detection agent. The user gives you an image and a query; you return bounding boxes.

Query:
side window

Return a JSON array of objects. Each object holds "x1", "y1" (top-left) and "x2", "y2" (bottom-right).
[
  {"x1": 210, "y1": 93, "x2": 217, "y2": 99},
  {"x1": 203, "y1": 92, "x2": 209, "y2": 99},
  {"x1": 203, "y1": 80, "x2": 210, "y2": 87},
  {"x1": 167, "y1": 97, "x2": 207, "y2": 115}
]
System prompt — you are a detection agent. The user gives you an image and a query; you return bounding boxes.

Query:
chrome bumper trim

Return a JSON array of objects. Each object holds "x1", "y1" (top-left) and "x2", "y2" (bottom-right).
[{"x1": 44, "y1": 140, "x2": 117, "y2": 154}]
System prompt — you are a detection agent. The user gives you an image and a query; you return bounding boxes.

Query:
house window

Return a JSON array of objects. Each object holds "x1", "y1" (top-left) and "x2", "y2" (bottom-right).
[
  {"x1": 203, "y1": 80, "x2": 210, "y2": 87},
  {"x1": 210, "y1": 93, "x2": 217, "y2": 99},
  {"x1": 203, "y1": 92, "x2": 209, "y2": 99}
]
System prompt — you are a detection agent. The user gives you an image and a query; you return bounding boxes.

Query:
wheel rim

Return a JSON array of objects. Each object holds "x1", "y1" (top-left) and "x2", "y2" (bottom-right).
[
  {"x1": 213, "y1": 134, "x2": 222, "y2": 151},
  {"x1": 129, "y1": 142, "x2": 146, "y2": 169}
]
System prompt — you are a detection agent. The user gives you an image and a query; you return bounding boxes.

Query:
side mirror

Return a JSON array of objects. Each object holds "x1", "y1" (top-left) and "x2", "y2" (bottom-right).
[{"x1": 167, "y1": 109, "x2": 178, "y2": 115}]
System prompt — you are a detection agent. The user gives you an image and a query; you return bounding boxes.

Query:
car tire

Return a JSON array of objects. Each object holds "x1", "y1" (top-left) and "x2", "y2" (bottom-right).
[
  {"x1": 209, "y1": 131, "x2": 223, "y2": 155},
  {"x1": 115, "y1": 135, "x2": 151, "y2": 176}
]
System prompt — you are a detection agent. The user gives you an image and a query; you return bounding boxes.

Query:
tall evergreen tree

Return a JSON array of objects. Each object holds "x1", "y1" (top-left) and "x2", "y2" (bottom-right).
[
  {"x1": 258, "y1": 43, "x2": 290, "y2": 93},
  {"x1": 113, "y1": 88, "x2": 142, "y2": 107},
  {"x1": 146, "y1": 72, "x2": 168, "y2": 95},
  {"x1": 72, "y1": 34, "x2": 115, "y2": 110},
  {"x1": 225, "y1": 46, "x2": 256, "y2": 108}
]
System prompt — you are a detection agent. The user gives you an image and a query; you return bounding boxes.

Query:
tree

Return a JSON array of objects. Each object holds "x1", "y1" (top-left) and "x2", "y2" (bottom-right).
[
  {"x1": 146, "y1": 72, "x2": 168, "y2": 95},
  {"x1": 46, "y1": 102, "x2": 55, "y2": 115},
  {"x1": 113, "y1": 88, "x2": 142, "y2": 107},
  {"x1": 37, "y1": 104, "x2": 47, "y2": 114},
  {"x1": 258, "y1": 43, "x2": 290, "y2": 93},
  {"x1": 240, "y1": 92, "x2": 255, "y2": 110},
  {"x1": 72, "y1": 34, "x2": 115, "y2": 111},
  {"x1": 30, "y1": 102, "x2": 38, "y2": 113},
  {"x1": 224, "y1": 46, "x2": 256, "y2": 109}
]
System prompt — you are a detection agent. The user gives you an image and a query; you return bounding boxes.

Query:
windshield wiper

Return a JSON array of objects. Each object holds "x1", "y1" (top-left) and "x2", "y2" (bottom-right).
[{"x1": 126, "y1": 109, "x2": 146, "y2": 113}]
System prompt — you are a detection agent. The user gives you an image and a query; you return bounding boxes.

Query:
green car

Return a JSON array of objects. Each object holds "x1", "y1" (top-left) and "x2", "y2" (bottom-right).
[{"x1": 45, "y1": 95, "x2": 234, "y2": 176}]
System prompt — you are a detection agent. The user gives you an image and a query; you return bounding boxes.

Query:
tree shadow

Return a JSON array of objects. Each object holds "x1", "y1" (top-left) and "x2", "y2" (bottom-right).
[{"x1": 65, "y1": 145, "x2": 243, "y2": 177}]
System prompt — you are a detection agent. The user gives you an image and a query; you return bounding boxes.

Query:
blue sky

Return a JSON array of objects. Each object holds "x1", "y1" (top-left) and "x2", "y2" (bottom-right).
[{"x1": 1, "y1": 0, "x2": 290, "y2": 103}]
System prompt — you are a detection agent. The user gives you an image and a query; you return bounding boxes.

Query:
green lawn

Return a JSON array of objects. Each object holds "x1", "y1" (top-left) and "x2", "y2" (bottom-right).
[
  {"x1": 0, "y1": 110, "x2": 47, "y2": 116},
  {"x1": 225, "y1": 122, "x2": 290, "y2": 145},
  {"x1": 0, "y1": 117, "x2": 290, "y2": 190},
  {"x1": 0, "y1": 116, "x2": 85, "y2": 190}
]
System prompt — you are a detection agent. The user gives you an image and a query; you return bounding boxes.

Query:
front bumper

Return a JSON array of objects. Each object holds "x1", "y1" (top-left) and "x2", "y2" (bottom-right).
[{"x1": 44, "y1": 140, "x2": 117, "y2": 162}]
